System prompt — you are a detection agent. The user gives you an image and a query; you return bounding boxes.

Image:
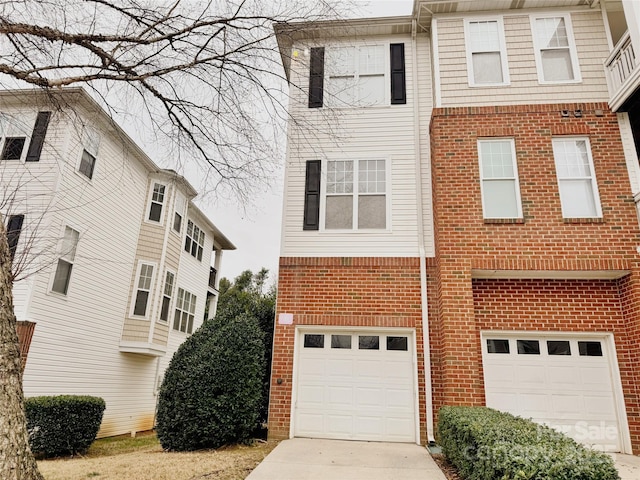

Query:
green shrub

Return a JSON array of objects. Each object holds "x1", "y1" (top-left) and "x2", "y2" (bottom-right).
[
  {"x1": 438, "y1": 406, "x2": 619, "y2": 480},
  {"x1": 156, "y1": 313, "x2": 265, "y2": 451},
  {"x1": 25, "y1": 395, "x2": 105, "y2": 457}
]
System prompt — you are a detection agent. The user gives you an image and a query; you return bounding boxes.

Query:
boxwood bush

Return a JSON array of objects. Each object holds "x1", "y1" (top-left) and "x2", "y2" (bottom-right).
[
  {"x1": 438, "y1": 406, "x2": 619, "y2": 480},
  {"x1": 25, "y1": 395, "x2": 105, "y2": 457},
  {"x1": 156, "y1": 313, "x2": 265, "y2": 451}
]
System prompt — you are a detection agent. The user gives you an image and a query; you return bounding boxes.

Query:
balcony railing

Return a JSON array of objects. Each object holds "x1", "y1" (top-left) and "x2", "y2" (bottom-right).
[
  {"x1": 209, "y1": 267, "x2": 217, "y2": 289},
  {"x1": 606, "y1": 31, "x2": 640, "y2": 111}
]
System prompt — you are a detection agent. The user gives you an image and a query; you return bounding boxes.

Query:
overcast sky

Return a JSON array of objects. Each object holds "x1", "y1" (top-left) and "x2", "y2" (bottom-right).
[{"x1": 199, "y1": 0, "x2": 414, "y2": 285}]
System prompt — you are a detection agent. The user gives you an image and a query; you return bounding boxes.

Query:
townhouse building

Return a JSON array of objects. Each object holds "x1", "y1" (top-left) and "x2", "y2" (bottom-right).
[
  {"x1": 271, "y1": 0, "x2": 640, "y2": 454},
  {"x1": 2, "y1": 88, "x2": 234, "y2": 437}
]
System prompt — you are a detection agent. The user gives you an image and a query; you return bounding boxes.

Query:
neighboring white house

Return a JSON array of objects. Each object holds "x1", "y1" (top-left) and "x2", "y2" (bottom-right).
[{"x1": 1, "y1": 88, "x2": 235, "y2": 437}]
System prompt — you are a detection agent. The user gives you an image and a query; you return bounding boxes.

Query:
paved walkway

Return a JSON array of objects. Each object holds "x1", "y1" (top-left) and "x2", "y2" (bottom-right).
[
  {"x1": 246, "y1": 438, "x2": 447, "y2": 480},
  {"x1": 612, "y1": 453, "x2": 640, "y2": 480}
]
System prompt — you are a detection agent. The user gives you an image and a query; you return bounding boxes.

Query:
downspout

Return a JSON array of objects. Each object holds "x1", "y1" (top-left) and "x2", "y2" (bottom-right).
[{"x1": 412, "y1": 18, "x2": 435, "y2": 444}]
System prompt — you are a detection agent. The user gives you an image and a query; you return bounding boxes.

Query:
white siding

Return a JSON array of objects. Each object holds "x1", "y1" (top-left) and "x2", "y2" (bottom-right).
[
  {"x1": 281, "y1": 33, "x2": 434, "y2": 257},
  {"x1": 435, "y1": 10, "x2": 610, "y2": 107},
  {"x1": 20, "y1": 103, "x2": 157, "y2": 437}
]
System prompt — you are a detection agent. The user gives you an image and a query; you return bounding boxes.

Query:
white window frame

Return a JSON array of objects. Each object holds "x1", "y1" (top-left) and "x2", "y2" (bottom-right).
[
  {"x1": 76, "y1": 126, "x2": 100, "y2": 181},
  {"x1": 172, "y1": 192, "x2": 186, "y2": 235},
  {"x1": 173, "y1": 287, "x2": 197, "y2": 334},
  {"x1": 159, "y1": 269, "x2": 176, "y2": 323},
  {"x1": 49, "y1": 224, "x2": 80, "y2": 296},
  {"x1": 552, "y1": 137, "x2": 602, "y2": 219},
  {"x1": 477, "y1": 139, "x2": 523, "y2": 219},
  {"x1": 146, "y1": 182, "x2": 166, "y2": 224},
  {"x1": 464, "y1": 17, "x2": 510, "y2": 87},
  {"x1": 184, "y1": 219, "x2": 205, "y2": 261},
  {"x1": 319, "y1": 157, "x2": 391, "y2": 232},
  {"x1": 325, "y1": 44, "x2": 389, "y2": 108},
  {"x1": 0, "y1": 112, "x2": 36, "y2": 163},
  {"x1": 530, "y1": 13, "x2": 582, "y2": 84},
  {"x1": 130, "y1": 261, "x2": 156, "y2": 319}
]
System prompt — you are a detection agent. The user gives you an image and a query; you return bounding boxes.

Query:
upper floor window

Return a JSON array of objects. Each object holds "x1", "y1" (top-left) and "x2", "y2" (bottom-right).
[
  {"x1": 132, "y1": 262, "x2": 154, "y2": 317},
  {"x1": 478, "y1": 139, "x2": 522, "y2": 219},
  {"x1": 323, "y1": 159, "x2": 387, "y2": 230},
  {"x1": 78, "y1": 127, "x2": 100, "y2": 180},
  {"x1": 552, "y1": 138, "x2": 601, "y2": 218},
  {"x1": 0, "y1": 111, "x2": 51, "y2": 162},
  {"x1": 465, "y1": 19, "x2": 509, "y2": 86},
  {"x1": 6, "y1": 214, "x2": 24, "y2": 262},
  {"x1": 148, "y1": 183, "x2": 166, "y2": 222},
  {"x1": 173, "y1": 287, "x2": 196, "y2": 334},
  {"x1": 185, "y1": 219, "x2": 204, "y2": 261},
  {"x1": 173, "y1": 193, "x2": 186, "y2": 233},
  {"x1": 308, "y1": 44, "x2": 406, "y2": 108},
  {"x1": 51, "y1": 226, "x2": 79, "y2": 295},
  {"x1": 160, "y1": 270, "x2": 175, "y2": 322},
  {"x1": 531, "y1": 15, "x2": 581, "y2": 83}
]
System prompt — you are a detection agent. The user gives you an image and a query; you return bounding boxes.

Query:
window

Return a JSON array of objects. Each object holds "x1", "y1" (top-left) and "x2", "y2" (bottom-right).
[
  {"x1": 2, "y1": 137, "x2": 26, "y2": 160},
  {"x1": 173, "y1": 194, "x2": 186, "y2": 233},
  {"x1": 160, "y1": 271, "x2": 175, "y2": 322},
  {"x1": 331, "y1": 335, "x2": 351, "y2": 349},
  {"x1": 578, "y1": 341, "x2": 603, "y2": 357},
  {"x1": 304, "y1": 334, "x2": 325, "y2": 348},
  {"x1": 173, "y1": 288, "x2": 196, "y2": 334},
  {"x1": 148, "y1": 183, "x2": 165, "y2": 222},
  {"x1": 78, "y1": 127, "x2": 100, "y2": 179},
  {"x1": 387, "y1": 336, "x2": 408, "y2": 351},
  {"x1": 532, "y1": 15, "x2": 580, "y2": 83},
  {"x1": 552, "y1": 138, "x2": 601, "y2": 218},
  {"x1": 132, "y1": 263, "x2": 154, "y2": 317},
  {"x1": 51, "y1": 226, "x2": 79, "y2": 295},
  {"x1": 465, "y1": 19, "x2": 509, "y2": 85},
  {"x1": 0, "y1": 113, "x2": 32, "y2": 162},
  {"x1": 324, "y1": 159, "x2": 387, "y2": 230},
  {"x1": 184, "y1": 219, "x2": 204, "y2": 261},
  {"x1": 78, "y1": 150, "x2": 96, "y2": 179},
  {"x1": 6, "y1": 214, "x2": 24, "y2": 262},
  {"x1": 478, "y1": 139, "x2": 522, "y2": 219},
  {"x1": 547, "y1": 340, "x2": 571, "y2": 356},
  {"x1": 325, "y1": 45, "x2": 386, "y2": 107},
  {"x1": 487, "y1": 339, "x2": 510, "y2": 354},
  {"x1": 359, "y1": 335, "x2": 380, "y2": 350},
  {"x1": 517, "y1": 340, "x2": 540, "y2": 355}
]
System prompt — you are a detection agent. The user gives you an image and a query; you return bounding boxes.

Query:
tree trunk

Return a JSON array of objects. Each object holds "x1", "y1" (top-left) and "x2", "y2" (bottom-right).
[{"x1": 0, "y1": 216, "x2": 43, "y2": 480}]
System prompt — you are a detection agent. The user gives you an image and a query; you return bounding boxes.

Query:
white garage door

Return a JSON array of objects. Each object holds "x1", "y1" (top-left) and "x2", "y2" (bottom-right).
[
  {"x1": 293, "y1": 329, "x2": 417, "y2": 442},
  {"x1": 482, "y1": 333, "x2": 623, "y2": 452}
]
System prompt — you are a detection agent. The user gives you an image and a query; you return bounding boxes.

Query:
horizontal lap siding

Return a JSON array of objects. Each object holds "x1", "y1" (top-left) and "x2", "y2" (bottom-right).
[
  {"x1": 436, "y1": 10, "x2": 610, "y2": 107},
  {"x1": 22, "y1": 103, "x2": 156, "y2": 437},
  {"x1": 282, "y1": 34, "x2": 433, "y2": 257}
]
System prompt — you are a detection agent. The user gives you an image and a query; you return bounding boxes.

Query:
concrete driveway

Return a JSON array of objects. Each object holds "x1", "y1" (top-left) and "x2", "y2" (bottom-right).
[
  {"x1": 613, "y1": 453, "x2": 640, "y2": 480},
  {"x1": 245, "y1": 438, "x2": 447, "y2": 480}
]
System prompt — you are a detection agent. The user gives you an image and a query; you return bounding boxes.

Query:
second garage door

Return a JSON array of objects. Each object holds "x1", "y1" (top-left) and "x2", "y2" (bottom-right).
[
  {"x1": 293, "y1": 329, "x2": 417, "y2": 443},
  {"x1": 482, "y1": 333, "x2": 624, "y2": 452}
]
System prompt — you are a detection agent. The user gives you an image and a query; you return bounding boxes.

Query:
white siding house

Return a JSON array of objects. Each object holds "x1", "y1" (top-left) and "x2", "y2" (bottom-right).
[{"x1": 1, "y1": 88, "x2": 234, "y2": 437}]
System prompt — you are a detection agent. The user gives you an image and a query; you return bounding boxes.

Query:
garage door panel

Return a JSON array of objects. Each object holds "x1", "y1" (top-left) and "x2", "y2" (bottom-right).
[
  {"x1": 483, "y1": 333, "x2": 622, "y2": 452},
  {"x1": 295, "y1": 330, "x2": 416, "y2": 443}
]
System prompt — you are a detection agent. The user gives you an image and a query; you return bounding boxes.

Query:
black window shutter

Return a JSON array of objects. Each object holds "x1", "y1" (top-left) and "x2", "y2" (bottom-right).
[
  {"x1": 390, "y1": 44, "x2": 406, "y2": 105},
  {"x1": 7, "y1": 214, "x2": 24, "y2": 261},
  {"x1": 303, "y1": 160, "x2": 321, "y2": 230},
  {"x1": 308, "y1": 48, "x2": 325, "y2": 108},
  {"x1": 26, "y1": 111, "x2": 51, "y2": 162}
]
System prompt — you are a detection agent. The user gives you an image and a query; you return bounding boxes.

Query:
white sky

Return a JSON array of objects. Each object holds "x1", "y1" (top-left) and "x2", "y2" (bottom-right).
[{"x1": 197, "y1": 0, "x2": 414, "y2": 284}]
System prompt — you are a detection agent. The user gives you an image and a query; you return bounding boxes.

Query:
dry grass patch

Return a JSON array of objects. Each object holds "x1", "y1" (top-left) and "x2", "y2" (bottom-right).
[{"x1": 38, "y1": 432, "x2": 279, "y2": 480}]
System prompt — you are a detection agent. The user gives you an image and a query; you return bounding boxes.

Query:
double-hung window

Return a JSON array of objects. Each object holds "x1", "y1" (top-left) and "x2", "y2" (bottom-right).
[
  {"x1": 552, "y1": 138, "x2": 601, "y2": 218},
  {"x1": 465, "y1": 19, "x2": 509, "y2": 86},
  {"x1": 173, "y1": 288, "x2": 196, "y2": 334},
  {"x1": 78, "y1": 127, "x2": 100, "y2": 180},
  {"x1": 132, "y1": 262, "x2": 154, "y2": 317},
  {"x1": 51, "y1": 226, "x2": 79, "y2": 295},
  {"x1": 326, "y1": 45, "x2": 386, "y2": 107},
  {"x1": 184, "y1": 220, "x2": 204, "y2": 261},
  {"x1": 148, "y1": 183, "x2": 166, "y2": 222},
  {"x1": 160, "y1": 271, "x2": 175, "y2": 322},
  {"x1": 531, "y1": 15, "x2": 580, "y2": 83},
  {"x1": 324, "y1": 159, "x2": 387, "y2": 230},
  {"x1": 478, "y1": 139, "x2": 522, "y2": 219},
  {"x1": 173, "y1": 193, "x2": 186, "y2": 233}
]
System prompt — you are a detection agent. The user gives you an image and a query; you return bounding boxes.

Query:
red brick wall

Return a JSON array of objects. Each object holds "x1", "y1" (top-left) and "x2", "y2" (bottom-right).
[
  {"x1": 430, "y1": 103, "x2": 640, "y2": 453},
  {"x1": 269, "y1": 257, "x2": 426, "y2": 442}
]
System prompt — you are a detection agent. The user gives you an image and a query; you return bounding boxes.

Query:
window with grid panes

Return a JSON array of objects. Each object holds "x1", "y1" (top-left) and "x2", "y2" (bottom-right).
[
  {"x1": 173, "y1": 288, "x2": 196, "y2": 333},
  {"x1": 184, "y1": 219, "x2": 204, "y2": 261}
]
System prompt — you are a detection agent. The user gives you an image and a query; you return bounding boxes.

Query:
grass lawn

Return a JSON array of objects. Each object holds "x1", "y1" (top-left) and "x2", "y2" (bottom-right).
[{"x1": 37, "y1": 432, "x2": 279, "y2": 480}]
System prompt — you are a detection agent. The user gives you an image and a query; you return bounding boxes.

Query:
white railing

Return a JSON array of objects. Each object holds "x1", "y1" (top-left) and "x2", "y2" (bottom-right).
[{"x1": 606, "y1": 31, "x2": 637, "y2": 99}]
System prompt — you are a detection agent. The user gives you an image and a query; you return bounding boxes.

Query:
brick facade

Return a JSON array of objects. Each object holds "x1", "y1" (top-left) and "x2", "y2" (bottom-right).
[
  {"x1": 269, "y1": 257, "x2": 427, "y2": 442},
  {"x1": 430, "y1": 103, "x2": 640, "y2": 453}
]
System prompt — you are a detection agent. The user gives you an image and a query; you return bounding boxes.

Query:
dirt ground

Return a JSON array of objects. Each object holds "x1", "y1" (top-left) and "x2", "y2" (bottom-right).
[
  {"x1": 431, "y1": 454, "x2": 462, "y2": 480},
  {"x1": 37, "y1": 433, "x2": 279, "y2": 480}
]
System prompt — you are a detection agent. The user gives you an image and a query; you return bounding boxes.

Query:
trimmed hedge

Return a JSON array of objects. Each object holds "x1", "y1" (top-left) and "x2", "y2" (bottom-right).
[
  {"x1": 25, "y1": 395, "x2": 105, "y2": 457},
  {"x1": 156, "y1": 314, "x2": 265, "y2": 451},
  {"x1": 438, "y1": 406, "x2": 619, "y2": 480}
]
